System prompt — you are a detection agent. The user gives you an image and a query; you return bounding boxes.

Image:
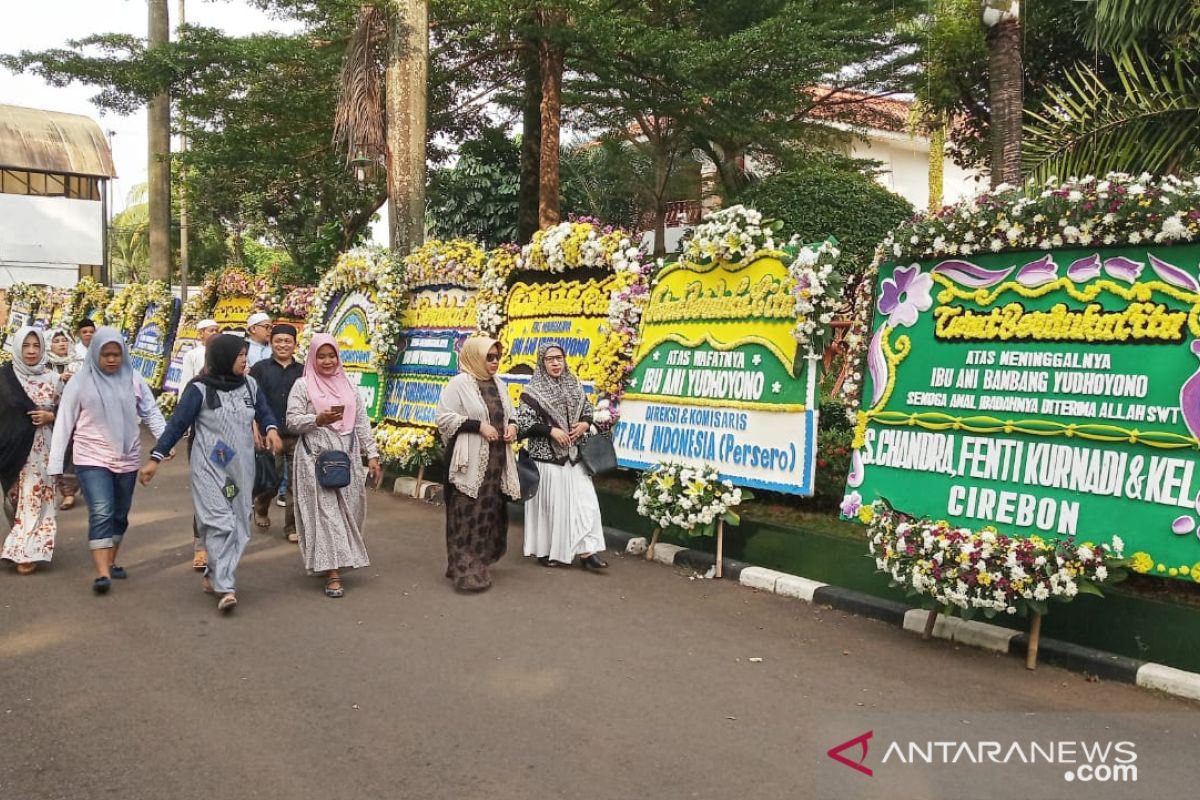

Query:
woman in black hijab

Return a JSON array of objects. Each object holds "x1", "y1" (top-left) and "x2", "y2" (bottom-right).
[{"x1": 141, "y1": 335, "x2": 282, "y2": 612}]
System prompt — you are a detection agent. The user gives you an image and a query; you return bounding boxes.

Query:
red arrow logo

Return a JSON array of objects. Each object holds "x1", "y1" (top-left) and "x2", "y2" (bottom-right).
[{"x1": 827, "y1": 731, "x2": 874, "y2": 776}]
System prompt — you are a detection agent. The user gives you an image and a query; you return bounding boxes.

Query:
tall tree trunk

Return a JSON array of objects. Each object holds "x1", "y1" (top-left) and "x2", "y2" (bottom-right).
[
  {"x1": 386, "y1": 0, "x2": 428, "y2": 255},
  {"x1": 986, "y1": 16, "x2": 1023, "y2": 187},
  {"x1": 147, "y1": 0, "x2": 171, "y2": 282},
  {"x1": 537, "y1": 34, "x2": 564, "y2": 229},
  {"x1": 517, "y1": 40, "x2": 542, "y2": 243}
]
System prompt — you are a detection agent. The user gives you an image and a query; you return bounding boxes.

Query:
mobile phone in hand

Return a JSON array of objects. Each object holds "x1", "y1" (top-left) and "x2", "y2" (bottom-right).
[{"x1": 331, "y1": 405, "x2": 345, "y2": 415}]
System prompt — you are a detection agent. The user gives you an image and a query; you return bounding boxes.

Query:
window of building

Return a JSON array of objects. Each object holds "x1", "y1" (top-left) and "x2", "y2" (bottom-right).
[{"x1": 0, "y1": 169, "x2": 100, "y2": 200}]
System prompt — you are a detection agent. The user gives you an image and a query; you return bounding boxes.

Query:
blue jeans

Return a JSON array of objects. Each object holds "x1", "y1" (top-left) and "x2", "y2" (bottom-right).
[{"x1": 76, "y1": 466, "x2": 138, "y2": 551}]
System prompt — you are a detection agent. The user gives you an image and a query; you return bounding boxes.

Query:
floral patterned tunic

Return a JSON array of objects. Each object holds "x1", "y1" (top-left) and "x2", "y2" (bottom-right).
[{"x1": 1, "y1": 373, "x2": 61, "y2": 564}]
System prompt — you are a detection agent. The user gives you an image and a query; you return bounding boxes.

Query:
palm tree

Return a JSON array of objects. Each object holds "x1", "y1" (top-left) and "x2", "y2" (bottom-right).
[
  {"x1": 1022, "y1": 0, "x2": 1200, "y2": 180},
  {"x1": 980, "y1": 0, "x2": 1023, "y2": 187},
  {"x1": 110, "y1": 185, "x2": 151, "y2": 284}
]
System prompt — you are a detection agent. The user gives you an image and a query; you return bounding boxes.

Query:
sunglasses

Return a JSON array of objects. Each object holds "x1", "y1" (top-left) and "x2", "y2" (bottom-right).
[{"x1": 485, "y1": 353, "x2": 501, "y2": 363}]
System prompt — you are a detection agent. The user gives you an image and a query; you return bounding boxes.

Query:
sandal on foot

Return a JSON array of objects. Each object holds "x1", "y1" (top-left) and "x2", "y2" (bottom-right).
[
  {"x1": 324, "y1": 577, "x2": 344, "y2": 598},
  {"x1": 217, "y1": 593, "x2": 238, "y2": 612},
  {"x1": 254, "y1": 513, "x2": 270, "y2": 529},
  {"x1": 192, "y1": 551, "x2": 208, "y2": 571},
  {"x1": 286, "y1": 531, "x2": 299, "y2": 543},
  {"x1": 110, "y1": 566, "x2": 127, "y2": 579},
  {"x1": 60, "y1": 495, "x2": 76, "y2": 510},
  {"x1": 15, "y1": 562, "x2": 36, "y2": 575},
  {"x1": 93, "y1": 576, "x2": 111, "y2": 594}
]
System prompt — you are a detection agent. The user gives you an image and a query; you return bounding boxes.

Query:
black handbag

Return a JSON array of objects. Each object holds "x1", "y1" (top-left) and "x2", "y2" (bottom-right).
[
  {"x1": 516, "y1": 448, "x2": 540, "y2": 501},
  {"x1": 579, "y1": 432, "x2": 618, "y2": 476},
  {"x1": 253, "y1": 450, "x2": 279, "y2": 496},
  {"x1": 302, "y1": 436, "x2": 353, "y2": 490}
]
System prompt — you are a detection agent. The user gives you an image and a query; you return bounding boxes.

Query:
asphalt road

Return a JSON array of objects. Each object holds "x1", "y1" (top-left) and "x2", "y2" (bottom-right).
[{"x1": 2, "y1": 460, "x2": 1197, "y2": 800}]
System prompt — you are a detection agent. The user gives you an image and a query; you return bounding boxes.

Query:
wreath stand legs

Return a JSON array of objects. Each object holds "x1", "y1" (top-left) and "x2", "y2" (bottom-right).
[
  {"x1": 1026, "y1": 613, "x2": 1042, "y2": 670},
  {"x1": 922, "y1": 608, "x2": 939, "y2": 641},
  {"x1": 645, "y1": 528, "x2": 660, "y2": 561},
  {"x1": 714, "y1": 518, "x2": 724, "y2": 579},
  {"x1": 411, "y1": 465, "x2": 425, "y2": 499}
]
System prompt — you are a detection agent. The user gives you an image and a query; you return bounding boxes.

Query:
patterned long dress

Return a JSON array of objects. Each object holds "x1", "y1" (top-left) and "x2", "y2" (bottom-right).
[
  {"x1": 1, "y1": 374, "x2": 61, "y2": 564},
  {"x1": 189, "y1": 383, "x2": 258, "y2": 594},
  {"x1": 287, "y1": 380, "x2": 378, "y2": 575},
  {"x1": 444, "y1": 379, "x2": 509, "y2": 591}
]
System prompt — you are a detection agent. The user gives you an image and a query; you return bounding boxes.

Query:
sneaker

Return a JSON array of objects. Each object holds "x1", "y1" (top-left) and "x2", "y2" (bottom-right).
[{"x1": 276, "y1": 496, "x2": 286, "y2": 508}]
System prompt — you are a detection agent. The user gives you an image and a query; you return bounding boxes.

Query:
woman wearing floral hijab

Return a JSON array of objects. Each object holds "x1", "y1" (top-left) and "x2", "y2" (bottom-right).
[
  {"x1": 517, "y1": 343, "x2": 607, "y2": 569},
  {"x1": 141, "y1": 334, "x2": 282, "y2": 613},
  {"x1": 46, "y1": 328, "x2": 82, "y2": 510},
  {"x1": 0, "y1": 327, "x2": 61, "y2": 574},
  {"x1": 286, "y1": 333, "x2": 381, "y2": 598},
  {"x1": 49, "y1": 327, "x2": 166, "y2": 592},
  {"x1": 435, "y1": 336, "x2": 520, "y2": 592}
]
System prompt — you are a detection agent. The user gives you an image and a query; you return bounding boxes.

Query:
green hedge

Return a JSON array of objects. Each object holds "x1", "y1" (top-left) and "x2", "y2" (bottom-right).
[{"x1": 736, "y1": 165, "x2": 915, "y2": 280}]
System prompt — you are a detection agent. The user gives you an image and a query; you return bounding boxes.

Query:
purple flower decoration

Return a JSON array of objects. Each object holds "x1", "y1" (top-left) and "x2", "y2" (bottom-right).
[
  {"x1": 1148, "y1": 253, "x2": 1200, "y2": 292},
  {"x1": 867, "y1": 326, "x2": 888, "y2": 407},
  {"x1": 931, "y1": 260, "x2": 1014, "y2": 288},
  {"x1": 1103, "y1": 256, "x2": 1144, "y2": 283},
  {"x1": 1066, "y1": 254, "x2": 1101, "y2": 283},
  {"x1": 846, "y1": 449, "x2": 865, "y2": 488},
  {"x1": 877, "y1": 264, "x2": 933, "y2": 328},
  {"x1": 840, "y1": 491, "x2": 863, "y2": 518},
  {"x1": 1015, "y1": 254, "x2": 1059, "y2": 287}
]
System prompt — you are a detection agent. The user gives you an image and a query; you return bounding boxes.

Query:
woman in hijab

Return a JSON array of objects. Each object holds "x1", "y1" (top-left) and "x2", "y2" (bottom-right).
[
  {"x1": 46, "y1": 328, "x2": 82, "y2": 510},
  {"x1": 0, "y1": 328, "x2": 61, "y2": 574},
  {"x1": 49, "y1": 327, "x2": 167, "y2": 592},
  {"x1": 435, "y1": 336, "x2": 520, "y2": 592},
  {"x1": 286, "y1": 334, "x2": 382, "y2": 598},
  {"x1": 140, "y1": 334, "x2": 282, "y2": 613},
  {"x1": 517, "y1": 343, "x2": 608, "y2": 569}
]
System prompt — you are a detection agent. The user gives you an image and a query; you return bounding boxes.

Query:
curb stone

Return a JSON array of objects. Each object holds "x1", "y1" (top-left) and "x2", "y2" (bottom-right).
[{"x1": 602, "y1": 526, "x2": 1200, "y2": 705}]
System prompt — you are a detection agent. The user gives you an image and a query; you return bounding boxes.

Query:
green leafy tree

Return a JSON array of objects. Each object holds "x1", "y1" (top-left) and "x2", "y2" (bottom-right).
[
  {"x1": 109, "y1": 185, "x2": 150, "y2": 285},
  {"x1": 427, "y1": 128, "x2": 522, "y2": 247}
]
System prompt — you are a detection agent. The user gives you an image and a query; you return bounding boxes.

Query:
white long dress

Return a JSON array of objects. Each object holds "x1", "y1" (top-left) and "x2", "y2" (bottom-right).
[{"x1": 523, "y1": 459, "x2": 606, "y2": 563}]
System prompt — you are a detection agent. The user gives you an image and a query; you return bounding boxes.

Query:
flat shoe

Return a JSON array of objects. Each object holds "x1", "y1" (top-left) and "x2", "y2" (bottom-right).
[
  {"x1": 580, "y1": 554, "x2": 609, "y2": 570},
  {"x1": 192, "y1": 551, "x2": 208, "y2": 571},
  {"x1": 60, "y1": 495, "x2": 76, "y2": 510},
  {"x1": 217, "y1": 593, "x2": 238, "y2": 612},
  {"x1": 254, "y1": 514, "x2": 270, "y2": 529},
  {"x1": 324, "y1": 578, "x2": 344, "y2": 598},
  {"x1": 286, "y1": 531, "x2": 299, "y2": 543},
  {"x1": 93, "y1": 576, "x2": 111, "y2": 594},
  {"x1": 537, "y1": 556, "x2": 565, "y2": 568},
  {"x1": 110, "y1": 566, "x2": 127, "y2": 579}
]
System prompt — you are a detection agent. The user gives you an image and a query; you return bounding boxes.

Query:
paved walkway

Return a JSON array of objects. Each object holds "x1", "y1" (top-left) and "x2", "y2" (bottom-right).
[{"x1": 1, "y1": 462, "x2": 1197, "y2": 800}]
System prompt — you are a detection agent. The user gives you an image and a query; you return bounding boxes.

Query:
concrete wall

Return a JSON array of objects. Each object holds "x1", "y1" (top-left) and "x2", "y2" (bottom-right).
[
  {"x1": 848, "y1": 128, "x2": 983, "y2": 213},
  {"x1": 0, "y1": 193, "x2": 103, "y2": 287}
]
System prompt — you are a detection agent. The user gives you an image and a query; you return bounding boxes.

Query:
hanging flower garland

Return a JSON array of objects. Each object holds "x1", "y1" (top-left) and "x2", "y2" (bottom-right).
[
  {"x1": 852, "y1": 498, "x2": 1128, "y2": 619},
  {"x1": 302, "y1": 246, "x2": 406, "y2": 369},
  {"x1": 835, "y1": 172, "x2": 1200, "y2": 420},
  {"x1": 476, "y1": 245, "x2": 519, "y2": 335},
  {"x1": 404, "y1": 238, "x2": 487, "y2": 288},
  {"x1": 788, "y1": 239, "x2": 845, "y2": 358}
]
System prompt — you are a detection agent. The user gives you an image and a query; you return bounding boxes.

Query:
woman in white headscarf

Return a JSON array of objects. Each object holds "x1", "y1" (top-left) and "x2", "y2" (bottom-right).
[
  {"x1": 46, "y1": 328, "x2": 81, "y2": 509},
  {"x1": 0, "y1": 327, "x2": 62, "y2": 574},
  {"x1": 49, "y1": 327, "x2": 166, "y2": 593},
  {"x1": 516, "y1": 343, "x2": 607, "y2": 569}
]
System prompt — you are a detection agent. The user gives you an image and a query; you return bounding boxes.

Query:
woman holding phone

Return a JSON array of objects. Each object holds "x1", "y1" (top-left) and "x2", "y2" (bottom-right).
[{"x1": 286, "y1": 333, "x2": 381, "y2": 598}]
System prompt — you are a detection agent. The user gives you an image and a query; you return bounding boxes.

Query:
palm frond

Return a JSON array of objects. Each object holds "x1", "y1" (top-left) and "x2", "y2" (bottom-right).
[
  {"x1": 1023, "y1": 47, "x2": 1200, "y2": 181},
  {"x1": 1090, "y1": 0, "x2": 1200, "y2": 51},
  {"x1": 333, "y1": 4, "x2": 389, "y2": 169}
]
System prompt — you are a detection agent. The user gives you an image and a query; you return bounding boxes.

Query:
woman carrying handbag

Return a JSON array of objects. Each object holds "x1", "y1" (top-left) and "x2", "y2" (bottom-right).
[
  {"x1": 516, "y1": 343, "x2": 608, "y2": 570},
  {"x1": 286, "y1": 334, "x2": 381, "y2": 598}
]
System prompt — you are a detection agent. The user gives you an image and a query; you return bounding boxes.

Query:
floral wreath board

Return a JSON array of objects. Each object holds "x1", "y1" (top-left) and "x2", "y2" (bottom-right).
[
  {"x1": 304, "y1": 247, "x2": 406, "y2": 422},
  {"x1": 129, "y1": 295, "x2": 181, "y2": 391},
  {"x1": 842, "y1": 174, "x2": 1200, "y2": 583}
]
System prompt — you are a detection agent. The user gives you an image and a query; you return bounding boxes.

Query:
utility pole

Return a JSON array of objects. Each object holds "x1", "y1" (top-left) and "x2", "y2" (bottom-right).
[
  {"x1": 147, "y1": 0, "x2": 171, "y2": 281},
  {"x1": 177, "y1": 0, "x2": 189, "y2": 301},
  {"x1": 385, "y1": 0, "x2": 428, "y2": 255}
]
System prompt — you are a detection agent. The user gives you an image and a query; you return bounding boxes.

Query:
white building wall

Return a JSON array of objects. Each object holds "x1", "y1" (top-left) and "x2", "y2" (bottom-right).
[
  {"x1": 848, "y1": 129, "x2": 983, "y2": 212},
  {"x1": 0, "y1": 194, "x2": 104, "y2": 288}
]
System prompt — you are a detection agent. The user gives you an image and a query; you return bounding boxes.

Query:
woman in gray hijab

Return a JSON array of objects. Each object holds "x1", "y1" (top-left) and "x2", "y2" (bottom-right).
[
  {"x1": 516, "y1": 343, "x2": 608, "y2": 570},
  {"x1": 49, "y1": 327, "x2": 166, "y2": 593}
]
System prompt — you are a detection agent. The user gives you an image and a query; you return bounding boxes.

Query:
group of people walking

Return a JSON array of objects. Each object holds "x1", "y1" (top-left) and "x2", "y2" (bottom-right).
[{"x1": 1, "y1": 316, "x2": 609, "y2": 609}]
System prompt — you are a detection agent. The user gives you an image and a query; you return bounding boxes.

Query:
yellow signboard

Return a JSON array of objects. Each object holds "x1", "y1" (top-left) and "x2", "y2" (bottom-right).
[
  {"x1": 635, "y1": 256, "x2": 798, "y2": 377},
  {"x1": 213, "y1": 296, "x2": 254, "y2": 332},
  {"x1": 399, "y1": 288, "x2": 478, "y2": 330}
]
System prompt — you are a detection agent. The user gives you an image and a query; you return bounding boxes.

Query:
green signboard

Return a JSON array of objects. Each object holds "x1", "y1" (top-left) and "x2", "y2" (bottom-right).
[{"x1": 847, "y1": 244, "x2": 1200, "y2": 579}]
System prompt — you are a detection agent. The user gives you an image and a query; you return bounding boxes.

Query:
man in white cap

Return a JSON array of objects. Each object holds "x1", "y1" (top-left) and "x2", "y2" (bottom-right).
[
  {"x1": 245, "y1": 311, "x2": 273, "y2": 367},
  {"x1": 179, "y1": 319, "x2": 220, "y2": 388}
]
